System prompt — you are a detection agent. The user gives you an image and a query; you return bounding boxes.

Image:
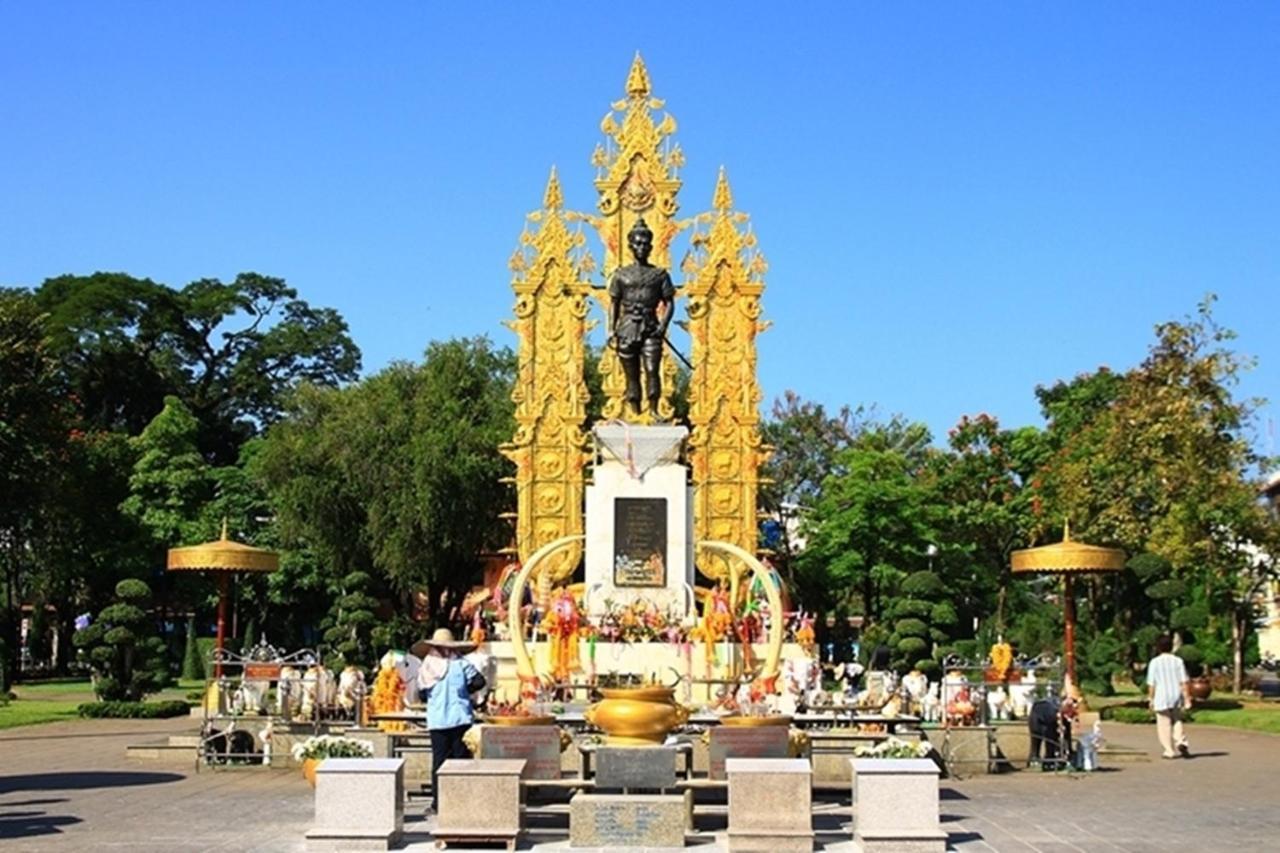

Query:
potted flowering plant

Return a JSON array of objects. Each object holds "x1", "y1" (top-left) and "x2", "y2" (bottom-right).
[
  {"x1": 291, "y1": 734, "x2": 375, "y2": 786},
  {"x1": 853, "y1": 736, "x2": 932, "y2": 760}
]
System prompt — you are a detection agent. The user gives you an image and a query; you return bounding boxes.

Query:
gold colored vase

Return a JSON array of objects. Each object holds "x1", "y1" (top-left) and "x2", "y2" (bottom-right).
[{"x1": 585, "y1": 686, "x2": 689, "y2": 746}]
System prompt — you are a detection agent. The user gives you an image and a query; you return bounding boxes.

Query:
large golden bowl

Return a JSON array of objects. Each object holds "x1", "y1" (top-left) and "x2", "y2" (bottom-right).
[
  {"x1": 719, "y1": 714, "x2": 793, "y2": 727},
  {"x1": 481, "y1": 714, "x2": 557, "y2": 726},
  {"x1": 586, "y1": 685, "x2": 689, "y2": 746}
]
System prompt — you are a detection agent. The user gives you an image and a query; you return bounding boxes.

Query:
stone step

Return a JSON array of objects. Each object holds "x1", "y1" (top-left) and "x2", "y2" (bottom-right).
[
  {"x1": 126, "y1": 742, "x2": 196, "y2": 761},
  {"x1": 167, "y1": 734, "x2": 202, "y2": 747}
]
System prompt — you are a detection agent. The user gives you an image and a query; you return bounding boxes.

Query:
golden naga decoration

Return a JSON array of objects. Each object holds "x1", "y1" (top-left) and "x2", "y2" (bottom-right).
[
  {"x1": 684, "y1": 169, "x2": 770, "y2": 582},
  {"x1": 500, "y1": 168, "x2": 593, "y2": 582},
  {"x1": 575, "y1": 52, "x2": 688, "y2": 424}
]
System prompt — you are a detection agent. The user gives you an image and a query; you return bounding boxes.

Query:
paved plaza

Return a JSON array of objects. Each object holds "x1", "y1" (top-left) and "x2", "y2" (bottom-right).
[{"x1": 1, "y1": 717, "x2": 1277, "y2": 852}]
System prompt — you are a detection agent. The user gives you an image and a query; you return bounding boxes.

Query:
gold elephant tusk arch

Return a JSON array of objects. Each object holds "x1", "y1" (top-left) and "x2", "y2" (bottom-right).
[
  {"x1": 508, "y1": 534, "x2": 587, "y2": 683},
  {"x1": 696, "y1": 539, "x2": 785, "y2": 687}
]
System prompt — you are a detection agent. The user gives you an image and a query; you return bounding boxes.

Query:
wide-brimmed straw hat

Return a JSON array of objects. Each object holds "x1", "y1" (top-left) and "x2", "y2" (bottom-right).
[{"x1": 410, "y1": 627, "x2": 476, "y2": 658}]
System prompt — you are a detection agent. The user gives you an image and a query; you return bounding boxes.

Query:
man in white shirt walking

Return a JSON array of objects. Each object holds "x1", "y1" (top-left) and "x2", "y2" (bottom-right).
[{"x1": 1146, "y1": 634, "x2": 1192, "y2": 759}]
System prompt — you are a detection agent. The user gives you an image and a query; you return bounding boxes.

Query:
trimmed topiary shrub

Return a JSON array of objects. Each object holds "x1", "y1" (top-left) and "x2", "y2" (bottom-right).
[
  {"x1": 181, "y1": 616, "x2": 202, "y2": 681},
  {"x1": 1176, "y1": 644, "x2": 1204, "y2": 677},
  {"x1": 73, "y1": 579, "x2": 171, "y2": 701}
]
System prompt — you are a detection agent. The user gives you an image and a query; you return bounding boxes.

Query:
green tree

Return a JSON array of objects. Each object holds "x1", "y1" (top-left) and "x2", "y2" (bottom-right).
[
  {"x1": 121, "y1": 396, "x2": 213, "y2": 548},
  {"x1": 760, "y1": 392, "x2": 860, "y2": 600},
  {"x1": 254, "y1": 337, "x2": 516, "y2": 662},
  {"x1": 931, "y1": 413, "x2": 1044, "y2": 634},
  {"x1": 33, "y1": 271, "x2": 361, "y2": 463},
  {"x1": 0, "y1": 289, "x2": 72, "y2": 684},
  {"x1": 1033, "y1": 297, "x2": 1276, "y2": 690},
  {"x1": 797, "y1": 427, "x2": 943, "y2": 624},
  {"x1": 73, "y1": 578, "x2": 171, "y2": 700}
]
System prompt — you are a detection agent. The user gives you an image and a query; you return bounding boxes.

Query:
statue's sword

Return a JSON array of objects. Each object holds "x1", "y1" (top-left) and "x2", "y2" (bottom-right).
[{"x1": 663, "y1": 335, "x2": 693, "y2": 370}]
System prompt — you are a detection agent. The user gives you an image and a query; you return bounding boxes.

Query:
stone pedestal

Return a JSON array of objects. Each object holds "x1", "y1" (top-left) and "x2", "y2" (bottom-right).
[
  {"x1": 435, "y1": 759, "x2": 525, "y2": 847},
  {"x1": 850, "y1": 758, "x2": 946, "y2": 853},
  {"x1": 585, "y1": 425, "x2": 693, "y2": 618},
  {"x1": 710, "y1": 725, "x2": 791, "y2": 779},
  {"x1": 726, "y1": 758, "x2": 814, "y2": 852},
  {"x1": 477, "y1": 724, "x2": 562, "y2": 779},
  {"x1": 570, "y1": 792, "x2": 686, "y2": 848},
  {"x1": 924, "y1": 726, "x2": 992, "y2": 775},
  {"x1": 305, "y1": 757, "x2": 404, "y2": 852}
]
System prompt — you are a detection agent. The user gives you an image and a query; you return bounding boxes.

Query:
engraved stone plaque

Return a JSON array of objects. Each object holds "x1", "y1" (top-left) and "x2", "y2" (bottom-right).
[
  {"x1": 478, "y1": 724, "x2": 562, "y2": 780},
  {"x1": 709, "y1": 725, "x2": 791, "y2": 779},
  {"x1": 569, "y1": 793, "x2": 686, "y2": 848},
  {"x1": 594, "y1": 745, "x2": 677, "y2": 789},
  {"x1": 613, "y1": 497, "x2": 668, "y2": 587}
]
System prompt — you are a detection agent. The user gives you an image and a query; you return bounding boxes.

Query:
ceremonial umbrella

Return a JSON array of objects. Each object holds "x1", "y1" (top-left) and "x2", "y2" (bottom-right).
[
  {"x1": 167, "y1": 520, "x2": 279, "y2": 677},
  {"x1": 1010, "y1": 522, "x2": 1125, "y2": 687}
]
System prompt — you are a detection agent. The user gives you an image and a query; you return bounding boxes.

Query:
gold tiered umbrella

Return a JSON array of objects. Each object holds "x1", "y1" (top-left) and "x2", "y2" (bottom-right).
[
  {"x1": 1011, "y1": 521, "x2": 1125, "y2": 688},
  {"x1": 167, "y1": 520, "x2": 279, "y2": 677}
]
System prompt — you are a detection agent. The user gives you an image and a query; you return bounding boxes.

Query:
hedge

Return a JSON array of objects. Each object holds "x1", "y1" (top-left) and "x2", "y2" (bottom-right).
[{"x1": 77, "y1": 700, "x2": 192, "y2": 719}]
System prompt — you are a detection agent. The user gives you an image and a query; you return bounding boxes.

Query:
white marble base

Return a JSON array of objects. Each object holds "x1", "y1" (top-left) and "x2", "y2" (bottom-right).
[{"x1": 585, "y1": 424, "x2": 693, "y2": 618}]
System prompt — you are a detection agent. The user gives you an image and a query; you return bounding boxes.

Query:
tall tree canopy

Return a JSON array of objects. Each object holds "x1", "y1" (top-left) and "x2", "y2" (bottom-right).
[{"x1": 34, "y1": 271, "x2": 361, "y2": 462}]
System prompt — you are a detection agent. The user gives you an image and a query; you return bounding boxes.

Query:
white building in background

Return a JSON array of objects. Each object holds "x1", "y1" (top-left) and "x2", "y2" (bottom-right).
[{"x1": 1259, "y1": 471, "x2": 1280, "y2": 661}]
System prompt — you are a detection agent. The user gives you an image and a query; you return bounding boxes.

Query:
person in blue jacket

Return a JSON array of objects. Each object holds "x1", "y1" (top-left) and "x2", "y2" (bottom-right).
[{"x1": 411, "y1": 628, "x2": 483, "y2": 812}]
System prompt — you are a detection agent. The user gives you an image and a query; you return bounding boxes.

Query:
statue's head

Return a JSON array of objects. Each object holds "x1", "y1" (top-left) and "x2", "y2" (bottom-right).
[{"x1": 627, "y1": 217, "x2": 653, "y2": 262}]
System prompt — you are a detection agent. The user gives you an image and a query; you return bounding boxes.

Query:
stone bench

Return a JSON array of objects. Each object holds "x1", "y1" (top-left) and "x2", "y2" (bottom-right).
[
  {"x1": 850, "y1": 758, "x2": 946, "y2": 853},
  {"x1": 305, "y1": 757, "x2": 404, "y2": 851}
]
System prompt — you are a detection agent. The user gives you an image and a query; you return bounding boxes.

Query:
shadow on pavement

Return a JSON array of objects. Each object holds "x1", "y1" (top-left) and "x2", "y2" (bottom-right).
[
  {"x1": 1186, "y1": 750, "x2": 1230, "y2": 759},
  {"x1": 0, "y1": 771, "x2": 184, "y2": 794},
  {"x1": 0, "y1": 811, "x2": 82, "y2": 840},
  {"x1": 948, "y1": 831, "x2": 985, "y2": 844},
  {"x1": 939, "y1": 787, "x2": 970, "y2": 800}
]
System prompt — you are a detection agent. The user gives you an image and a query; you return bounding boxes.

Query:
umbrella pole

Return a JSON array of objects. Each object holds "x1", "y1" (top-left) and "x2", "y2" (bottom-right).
[
  {"x1": 1063, "y1": 574, "x2": 1076, "y2": 687},
  {"x1": 215, "y1": 573, "x2": 229, "y2": 679}
]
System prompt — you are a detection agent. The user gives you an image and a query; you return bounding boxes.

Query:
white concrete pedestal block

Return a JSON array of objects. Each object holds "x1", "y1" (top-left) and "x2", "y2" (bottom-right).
[
  {"x1": 850, "y1": 758, "x2": 946, "y2": 853},
  {"x1": 435, "y1": 759, "x2": 525, "y2": 847},
  {"x1": 305, "y1": 757, "x2": 404, "y2": 852},
  {"x1": 585, "y1": 424, "x2": 693, "y2": 618},
  {"x1": 726, "y1": 757, "x2": 814, "y2": 852}
]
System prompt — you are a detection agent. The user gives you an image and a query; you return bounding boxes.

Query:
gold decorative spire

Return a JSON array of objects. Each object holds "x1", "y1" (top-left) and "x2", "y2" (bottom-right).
[
  {"x1": 625, "y1": 51, "x2": 651, "y2": 98},
  {"x1": 583, "y1": 54, "x2": 688, "y2": 423},
  {"x1": 543, "y1": 166, "x2": 563, "y2": 211},
  {"x1": 501, "y1": 168, "x2": 592, "y2": 581},
  {"x1": 685, "y1": 167, "x2": 769, "y2": 582},
  {"x1": 712, "y1": 166, "x2": 733, "y2": 212}
]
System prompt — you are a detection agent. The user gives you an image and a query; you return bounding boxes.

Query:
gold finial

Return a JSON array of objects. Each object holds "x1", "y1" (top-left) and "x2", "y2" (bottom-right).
[
  {"x1": 543, "y1": 166, "x2": 563, "y2": 211},
  {"x1": 625, "y1": 51, "x2": 651, "y2": 98},
  {"x1": 220, "y1": 517, "x2": 229, "y2": 541},
  {"x1": 1063, "y1": 518, "x2": 1072, "y2": 542},
  {"x1": 713, "y1": 166, "x2": 733, "y2": 212}
]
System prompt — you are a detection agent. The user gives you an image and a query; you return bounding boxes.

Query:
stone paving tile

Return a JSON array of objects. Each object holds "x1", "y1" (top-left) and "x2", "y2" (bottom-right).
[{"x1": 4, "y1": 718, "x2": 1279, "y2": 851}]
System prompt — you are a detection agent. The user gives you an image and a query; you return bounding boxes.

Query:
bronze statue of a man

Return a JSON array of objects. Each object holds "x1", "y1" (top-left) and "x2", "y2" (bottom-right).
[{"x1": 609, "y1": 217, "x2": 675, "y2": 418}]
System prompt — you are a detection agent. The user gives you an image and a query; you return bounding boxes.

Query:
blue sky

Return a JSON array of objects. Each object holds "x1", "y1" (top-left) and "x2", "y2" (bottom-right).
[{"x1": 2, "y1": 3, "x2": 1277, "y2": 456}]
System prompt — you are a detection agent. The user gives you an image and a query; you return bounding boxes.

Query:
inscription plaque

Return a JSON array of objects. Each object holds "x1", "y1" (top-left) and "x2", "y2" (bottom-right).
[
  {"x1": 613, "y1": 497, "x2": 667, "y2": 587},
  {"x1": 709, "y1": 725, "x2": 791, "y2": 779},
  {"x1": 595, "y1": 746, "x2": 677, "y2": 789},
  {"x1": 478, "y1": 725, "x2": 561, "y2": 779},
  {"x1": 569, "y1": 793, "x2": 686, "y2": 848}
]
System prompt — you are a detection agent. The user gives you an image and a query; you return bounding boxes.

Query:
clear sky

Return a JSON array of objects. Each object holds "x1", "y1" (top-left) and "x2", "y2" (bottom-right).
[{"x1": 2, "y1": 3, "x2": 1277, "y2": 455}]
